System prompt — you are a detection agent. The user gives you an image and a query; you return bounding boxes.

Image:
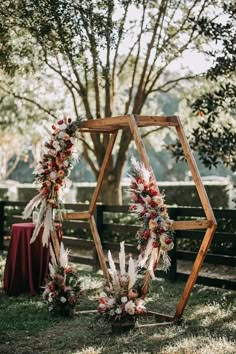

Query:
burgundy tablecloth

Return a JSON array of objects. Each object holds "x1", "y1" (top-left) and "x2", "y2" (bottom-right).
[{"x1": 3, "y1": 223, "x2": 61, "y2": 296}]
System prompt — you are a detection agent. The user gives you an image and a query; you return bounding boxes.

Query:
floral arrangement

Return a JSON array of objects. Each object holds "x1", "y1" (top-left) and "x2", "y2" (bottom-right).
[
  {"x1": 43, "y1": 243, "x2": 82, "y2": 317},
  {"x1": 128, "y1": 157, "x2": 174, "y2": 279},
  {"x1": 97, "y1": 242, "x2": 146, "y2": 322},
  {"x1": 23, "y1": 117, "x2": 81, "y2": 246}
]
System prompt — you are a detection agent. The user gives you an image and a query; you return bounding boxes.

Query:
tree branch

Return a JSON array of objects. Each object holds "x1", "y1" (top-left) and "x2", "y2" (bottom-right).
[
  {"x1": 104, "y1": 1, "x2": 113, "y2": 118},
  {"x1": 141, "y1": 127, "x2": 164, "y2": 139},
  {"x1": 78, "y1": 8, "x2": 101, "y2": 118},
  {"x1": 111, "y1": 2, "x2": 130, "y2": 109},
  {"x1": 124, "y1": 2, "x2": 147, "y2": 115},
  {"x1": 80, "y1": 134, "x2": 95, "y2": 154},
  {"x1": 54, "y1": 14, "x2": 94, "y2": 120},
  {"x1": 149, "y1": 74, "x2": 200, "y2": 93},
  {"x1": 133, "y1": 0, "x2": 169, "y2": 114},
  {"x1": 0, "y1": 85, "x2": 58, "y2": 119},
  {"x1": 5, "y1": 152, "x2": 21, "y2": 179},
  {"x1": 143, "y1": 0, "x2": 168, "y2": 92},
  {"x1": 158, "y1": 0, "x2": 201, "y2": 55}
]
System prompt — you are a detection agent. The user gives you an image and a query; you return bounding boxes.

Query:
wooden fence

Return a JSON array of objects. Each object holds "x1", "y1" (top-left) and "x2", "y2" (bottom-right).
[{"x1": 0, "y1": 201, "x2": 235, "y2": 289}]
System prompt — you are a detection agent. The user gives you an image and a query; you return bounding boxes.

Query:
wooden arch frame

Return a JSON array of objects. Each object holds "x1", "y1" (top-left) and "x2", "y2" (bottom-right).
[{"x1": 63, "y1": 115, "x2": 217, "y2": 323}]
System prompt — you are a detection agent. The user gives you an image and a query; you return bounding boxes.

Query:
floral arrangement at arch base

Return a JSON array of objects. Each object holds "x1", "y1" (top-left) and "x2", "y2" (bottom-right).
[
  {"x1": 128, "y1": 157, "x2": 174, "y2": 291},
  {"x1": 43, "y1": 243, "x2": 82, "y2": 317},
  {"x1": 23, "y1": 117, "x2": 81, "y2": 246},
  {"x1": 97, "y1": 242, "x2": 146, "y2": 333}
]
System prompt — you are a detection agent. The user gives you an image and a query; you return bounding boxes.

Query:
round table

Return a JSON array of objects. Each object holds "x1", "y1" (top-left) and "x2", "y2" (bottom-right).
[{"x1": 3, "y1": 223, "x2": 61, "y2": 296}]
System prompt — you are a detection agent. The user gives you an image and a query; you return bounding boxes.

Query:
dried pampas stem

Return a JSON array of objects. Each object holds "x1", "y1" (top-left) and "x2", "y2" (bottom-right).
[
  {"x1": 119, "y1": 241, "x2": 126, "y2": 275},
  {"x1": 128, "y1": 256, "x2": 137, "y2": 289}
]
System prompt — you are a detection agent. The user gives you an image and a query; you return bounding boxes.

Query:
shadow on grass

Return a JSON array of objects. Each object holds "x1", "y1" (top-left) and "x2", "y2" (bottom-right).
[{"x1": 0, "y1": 266, "x2": 235, "y2": 354}]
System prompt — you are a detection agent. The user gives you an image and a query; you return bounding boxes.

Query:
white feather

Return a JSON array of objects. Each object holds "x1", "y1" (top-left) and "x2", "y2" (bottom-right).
[
  {"x1": 119, "y1": 241, "x2": 126, "y2": 275},
  {"x1": 137, "y1": 235, "x2": 154, "y2": 268},
  {"x1": 41, "y1": 205, "x2": 53, "y2": 246},
  {"x1": 147, "y1": 248, "x2": 158, "y2": 279},
  {"x1": 142, "y1": 165, "x2": 151, "y2": 182},
  {"x1": 128, "y1": 256, "x2": 137, "y2": 289},
  {"x1": 108, "y1": 250, "x2": 120, "y2": 292},
  {"x1": 49, "y1": 262, "x2": 56, "y2": 277},
  {"x1": 131, "y1": 156, "x2": 140, "y2": 171},
  {"x1": 160, "y1": 250, "x2": 171, "y2": 272},
  {"x1": 59, "y1": 242, "x2": 70, "y2": 268},
  {"x1": 22, "y1": 190, "x2": 45, "y2": 219},
  {"x1": 108, "y1": 250, "x2": 117, "y2": 276},
  {"x1": 37, "y1": 198, "x2": 48, "y2": 224},
  {"x1": 30, "y1": 221, "x2": 44, "y2": 244},
  {"x1": 30, "y1": 198, "x2": 49, "y2": 244}
]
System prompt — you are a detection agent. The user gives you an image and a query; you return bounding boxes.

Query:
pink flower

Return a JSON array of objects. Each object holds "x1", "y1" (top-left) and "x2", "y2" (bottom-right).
[
  {"x1": 131, "y1": 194, "x2": 138, "y2": 202},
  {"x1": 97, "y1": 303, "x2": 107, "y2": 313},
  {"x1": 68, "y1": 296, "x2": 76, "y2": 304}
]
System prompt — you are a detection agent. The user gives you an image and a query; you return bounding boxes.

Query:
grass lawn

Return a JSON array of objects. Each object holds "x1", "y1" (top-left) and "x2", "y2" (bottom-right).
[{"x1": 0, "y1": 254, "x2": 235, "y2": 354}]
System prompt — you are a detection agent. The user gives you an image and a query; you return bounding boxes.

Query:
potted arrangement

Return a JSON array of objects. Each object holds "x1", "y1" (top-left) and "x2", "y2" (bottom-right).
[
  {"x1": 43, "y1": 243, "x2": 82, "y2": 317},
  {"x1": 97, "y1": 242, "x2": 146, "y2": 333}
]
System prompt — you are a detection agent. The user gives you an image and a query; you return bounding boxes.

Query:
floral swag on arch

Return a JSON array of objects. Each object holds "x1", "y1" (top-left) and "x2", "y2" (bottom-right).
[{"x1": 23, "y1": 117, "x2": 82, "y2": 246}]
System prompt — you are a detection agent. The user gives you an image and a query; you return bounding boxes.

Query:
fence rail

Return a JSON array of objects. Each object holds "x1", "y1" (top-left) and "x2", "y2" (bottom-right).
[{"x1": 0, "y1": 201, "x2": 235, "y2": 289}]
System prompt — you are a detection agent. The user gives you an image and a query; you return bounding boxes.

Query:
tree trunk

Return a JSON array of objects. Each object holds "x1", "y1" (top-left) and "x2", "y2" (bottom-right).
[{"x1": 100, "y1": 174, "x2": 123, "y2": 205}]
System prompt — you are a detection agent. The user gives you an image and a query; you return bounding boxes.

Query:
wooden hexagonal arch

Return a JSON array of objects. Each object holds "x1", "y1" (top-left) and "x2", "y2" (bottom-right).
[{"x1": 63, "y1": 114, "x2": 217, "y2": 323}]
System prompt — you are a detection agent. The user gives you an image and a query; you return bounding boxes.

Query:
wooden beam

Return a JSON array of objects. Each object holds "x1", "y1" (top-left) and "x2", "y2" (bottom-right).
[
  {"x1": 79, "y1": 128, "x2": 118, "y2": 133},
  {"x1": 63, "y1": 212, "x2": 91, "y2": 220},
  {"x1": 81, "y1": 116, "x2": 128, "y2": 129},
  {"x1": 136, "y1": 322, "x2": 174, "y2": 328},
  {"x1": 137, "y1": 115, "x2": 178, "y2": 127},
  {"x1": 144, "y1": 311, "x2": 174, "y2": 322},
  {"x1": 80, "y1": 115, "x2": 179, "y2": 130},
  {"x1": 174, "y1": 223, "x2": 217, "y2": 320},
  {"x1": 89, "y1": 132, "x2": 118, "y2": 214},
  {"x1": 50, "y1": 229, "x2": 60, "y2": 263},
  {"x1": 89, "y1": 215, "x2": 110, "y2": 280},
  {"x1": 128, "y1": 114, "x2": 160, "y2": 193},
  {"x1": 171, "y1": 220, "x2": 212, "y2": 230}
]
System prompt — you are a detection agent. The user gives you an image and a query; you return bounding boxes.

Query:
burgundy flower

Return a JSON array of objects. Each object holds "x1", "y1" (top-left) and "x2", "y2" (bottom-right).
[
  {"x1": 150, "y1": 201, "x2": 157, "y2": 208},
  {"x1": 143, "y1": 229, "x2": 150, "y2": 239},
  {"x1": 67, "y1": 141, "x2": 73, "y2": 149},
  {"x1": 165, "y1": 238, "x2": 173, "y2": 245},
  {"x1": 150, "y1": 189, "x2": 158, "y2": 196}
]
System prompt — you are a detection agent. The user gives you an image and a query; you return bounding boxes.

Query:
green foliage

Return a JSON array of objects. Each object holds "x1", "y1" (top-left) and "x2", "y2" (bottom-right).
[{"x1": 170, "y1": 3, "x2": 236, "y2": 172}]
